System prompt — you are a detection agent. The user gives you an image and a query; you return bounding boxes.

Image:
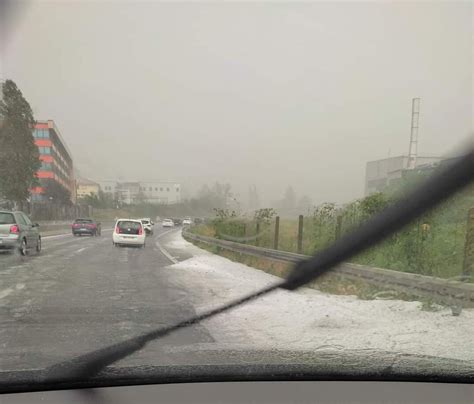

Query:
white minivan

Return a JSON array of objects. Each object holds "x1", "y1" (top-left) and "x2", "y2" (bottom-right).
[{"x1": 113, "y1": 219, "x2": 146, "y2": 248}]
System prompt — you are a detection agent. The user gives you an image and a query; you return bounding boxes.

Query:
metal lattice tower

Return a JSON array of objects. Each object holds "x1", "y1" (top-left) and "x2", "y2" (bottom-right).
[{"x1": 407, "y1": 98, "x2": 420, "y2": 169}]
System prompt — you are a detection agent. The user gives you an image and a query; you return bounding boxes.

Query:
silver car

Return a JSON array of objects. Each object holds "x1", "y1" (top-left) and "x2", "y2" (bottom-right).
[{"x1": 0, "y1": 211, "x2": 41, "y2": 255}]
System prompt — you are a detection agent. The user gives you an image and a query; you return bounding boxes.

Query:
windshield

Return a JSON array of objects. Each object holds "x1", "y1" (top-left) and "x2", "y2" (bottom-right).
[
  {"x1": 0, "y1": 0, "x2": 473, "y2": 388},
  {"x1": 74, "y1": 219, "x2": 93, "y2": 224}
]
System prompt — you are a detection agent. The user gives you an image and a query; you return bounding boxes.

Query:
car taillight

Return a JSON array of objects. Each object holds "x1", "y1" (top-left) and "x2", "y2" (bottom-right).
[
  {"x1": 10, "y1": 225, "x2": 19, "y2": 234},
  {"x1": 138, "y1": 226, "x2": 143, "y2": 235},
  {"x1": 115, "y1": 225, "x2": 121, "y2": 234},
  {"x1": 72, "y1": 223, "x2": 79, "y2": 228}
]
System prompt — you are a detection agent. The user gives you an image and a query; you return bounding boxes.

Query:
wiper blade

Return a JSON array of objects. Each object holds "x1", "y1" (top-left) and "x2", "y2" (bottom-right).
[{"x1": 47, "y1": 148, "x2": 474, "y2": 382}]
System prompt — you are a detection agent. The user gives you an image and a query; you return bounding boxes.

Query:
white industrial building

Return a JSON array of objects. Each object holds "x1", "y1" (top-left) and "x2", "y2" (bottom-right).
[
  {"x1": 96, "y1": 180, "x2": 181, "y2": 205},
  {"x1": 365, "y1": 155, "x2": 443, "y2": 195}
]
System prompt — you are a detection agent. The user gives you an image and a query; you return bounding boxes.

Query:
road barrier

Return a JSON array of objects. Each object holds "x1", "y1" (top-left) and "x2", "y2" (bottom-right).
[{"x1": 183, "y1": 230, "x2": 474, "y2": 308}]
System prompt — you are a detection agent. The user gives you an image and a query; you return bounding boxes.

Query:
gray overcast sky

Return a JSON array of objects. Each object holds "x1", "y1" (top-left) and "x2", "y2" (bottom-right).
[{"x1": 2, "y1": 1, "x2": 472, "y2": 205}]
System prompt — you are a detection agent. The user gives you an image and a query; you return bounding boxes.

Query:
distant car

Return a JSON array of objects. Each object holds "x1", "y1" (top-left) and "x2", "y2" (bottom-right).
[
  {"x1": 0, "y1": 210, "x2": 41, "y2": 255},
  {"x1": 72, "y1": 218, "x2": 101, "y2": 236},
  {"x1": 162, "y1": 219, "x2": 174, "y2": 228},
  {"x1": 172, "y1": 218, "x2": 183, "y2": 226},
  {"x1": 140, "y1": 218, "x2": 153, "y2": 235},
  {"x1": 182, "y1": 217, "x2": 192, "y2": 225},
  {"x1": 113, "y1": 219, "x2": 146, "y2": 248},
  {"x1": 194, "y1": 217, "x2": 203, "y2": 225}
]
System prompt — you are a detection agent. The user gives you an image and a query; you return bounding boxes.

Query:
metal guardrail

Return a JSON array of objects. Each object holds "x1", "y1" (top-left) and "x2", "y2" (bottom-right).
[{"x1": 183, "y1": 230, "x2": 474, "y2": 307}]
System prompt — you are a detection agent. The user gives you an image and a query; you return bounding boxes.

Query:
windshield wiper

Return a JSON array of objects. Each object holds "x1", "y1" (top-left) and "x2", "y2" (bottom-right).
[{"x1": 47, "y1": 148, "x2": 474, "y2": 382}]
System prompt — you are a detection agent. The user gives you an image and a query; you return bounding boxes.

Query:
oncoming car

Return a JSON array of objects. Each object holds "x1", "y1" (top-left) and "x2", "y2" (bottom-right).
[
  {"x1": 112, "y1": 219, "x2": 146, "y2": 248},
  {"x1": 162, "y1": 219, "x2": 174, "y2": 228},
  {"x1": 182, "y1": 217, "x2": 192, "y2": 225}
]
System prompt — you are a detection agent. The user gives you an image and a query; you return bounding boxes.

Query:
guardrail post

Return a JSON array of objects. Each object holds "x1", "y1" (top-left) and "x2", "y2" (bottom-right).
[
  {"x1": 242, "y1": 223, "x2": 247, "y2": 244},
  {"x1": 274, "y1": 216, "x2": 280, "y2": 250},
  {"x1": 297, "y1": 215, "x2": 303, "y2": 254},
  {"x1": 462, "y1": 208, "x2": 474, "y2": 279},
  {"x1": 256, "y1": 221, "x2": 260, "y2": 246},
  {"x1": 335, "y1": 215, "x2": 342, "y2": 240}
]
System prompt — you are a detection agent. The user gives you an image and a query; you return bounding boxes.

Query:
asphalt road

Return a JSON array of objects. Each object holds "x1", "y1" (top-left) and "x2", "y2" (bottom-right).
[{"x1": 0, "y1": 226, "x2": 213, "y2": 371}]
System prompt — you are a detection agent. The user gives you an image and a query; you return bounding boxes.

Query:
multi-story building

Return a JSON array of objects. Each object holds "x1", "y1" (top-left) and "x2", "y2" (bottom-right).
[
  {"x1": 96, "y1": 180, "x2": 181, "y2": 205},
  {"x1": 97, "y1": 180, "x2": 119, "y2": 197},
  {"x1": 138, "y1": 181, "x2": 181, "y2": 204},
  {"x1": 31, "y1": 120, "x2": 75, "y2": 202},
  {"x1": 76, "y1": 178, "x2": 100, "y2": 199},
  {"x1": 365, "y1": 155, "x2": 443, "y2": 195}
]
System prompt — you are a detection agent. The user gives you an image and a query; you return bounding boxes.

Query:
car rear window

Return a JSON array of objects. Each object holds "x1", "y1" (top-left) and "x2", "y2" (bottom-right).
[
  {"x1": 0, "y1": 213, "x2": 15, "y2": 225},
  {"x1": 75, "y1": 219, "x2": 93, "y2": 224},
  {"x1": 117, "y1": 221, "x2": 142, "y2": 235}
]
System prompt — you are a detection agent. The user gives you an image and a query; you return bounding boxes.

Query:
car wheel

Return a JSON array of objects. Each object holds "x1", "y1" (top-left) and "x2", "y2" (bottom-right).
[
  {"x1": 36, "y1": 237, "x2": 42, "y2": 254},
  {"x1": 19, "y1": 239, "x2": 27, "y2": 256}
]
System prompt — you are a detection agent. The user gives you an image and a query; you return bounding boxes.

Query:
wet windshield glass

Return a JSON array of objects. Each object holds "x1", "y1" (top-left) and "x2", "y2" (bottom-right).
[{"x1": 0, "y1": 0, "x2": 472, "y2": 385}]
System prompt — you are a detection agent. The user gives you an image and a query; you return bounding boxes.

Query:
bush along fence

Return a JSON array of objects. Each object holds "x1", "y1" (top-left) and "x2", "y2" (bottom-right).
[{"x1": 192, "y1": 198, "x2": 474, "y2": 283}]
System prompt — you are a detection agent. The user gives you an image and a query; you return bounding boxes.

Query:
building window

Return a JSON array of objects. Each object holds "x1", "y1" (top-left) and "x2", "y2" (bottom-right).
[
  {"x1": 38, "y1": 146, "x2": 51, "y2": 154},
  {"x1": 41, "y1": 162, "x2": 52, "y2": 170},
  {"x1": 176, "y1": 188, "x2": 179, "y2": 192},
  {"x1": 34, "y1": 129, "x2": 49, "y2": 138},
  {"x1": 149, "y1": 187, "x2": 152, "y2": 191},
  {"x1": 166, "y1": 187, "x2": 170, "y2": 192},
  {"x1": 155, "y1": 187, "x2": 158, "y2": 191},
  {"x1": 160, "y1": 187, "x2": 163, "y2": 192}
]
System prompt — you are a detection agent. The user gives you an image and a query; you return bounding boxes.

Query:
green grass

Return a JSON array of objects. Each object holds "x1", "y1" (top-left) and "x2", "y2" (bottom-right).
[{"x1": 194, "y1": 196, "x2": 472, "y2": 281}]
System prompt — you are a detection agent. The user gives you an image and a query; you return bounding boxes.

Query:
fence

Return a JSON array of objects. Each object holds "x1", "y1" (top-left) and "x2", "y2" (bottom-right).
[
  {"x1": 28, "y1": 202, "x2": 93, "y2": 222},
  {"x1": 183, "y1": 229, "x2": 474, "y2": 308},
  {"x1": 195, "y1": 207, "x2": 473, "y2": 282}
]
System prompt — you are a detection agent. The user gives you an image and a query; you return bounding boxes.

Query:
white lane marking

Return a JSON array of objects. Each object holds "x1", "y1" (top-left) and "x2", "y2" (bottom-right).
[
  {"x1": 42, "y1": 233, "x2": 72, "y2": 240},
  {"x1": 15, "y1": 283, "x2": 25, "y2": 290},
  {"x1": 155, "y1": 229, "x2": 180, "y2": 264},
  {"x1": 156, "y1": 229, "x2": 175, "y2": 239},
  {"x1": 0, "y1": 288, "x2": 14, "y2": 299},
  {"x1": 76, "y1": 248, "x2": 86, "y2": 253},
  {"x1": 155, "y1": 241, "x2": 178, "y2": 264}
]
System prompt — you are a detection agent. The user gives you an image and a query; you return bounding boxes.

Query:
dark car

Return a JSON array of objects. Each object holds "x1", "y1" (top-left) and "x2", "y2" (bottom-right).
[
  {"x1": 0, "y1": 210, "x2": 41, "y2": 255},
  {"x1": 172, "y1": 218, "x2": 183, "y2": 226},
  {"x1": 72, "y1": 218, "x2": 101, "y2": 236}
]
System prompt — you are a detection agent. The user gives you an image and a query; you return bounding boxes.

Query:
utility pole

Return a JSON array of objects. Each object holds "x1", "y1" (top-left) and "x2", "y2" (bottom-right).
[{"x1": 407, "y1": 98, "x2": 420, "y2": 169}]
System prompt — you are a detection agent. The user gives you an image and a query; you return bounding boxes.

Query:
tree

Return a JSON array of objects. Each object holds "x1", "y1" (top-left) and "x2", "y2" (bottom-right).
[
  {"x1": 297, "y1": 195, "x2": 312, "y2": 215},
  {"x1": 0, "y1": 80, "x2": 40, "y2": 205},
  {"x1": 43, "y1": 180, "x2": 72, "y2": 205},
  {"x1": 197, "y1": 182, "x2": 233, "y2": 210},
  {"x1": 253, "y1": 208, "x2": 276, "y2": 224},
  {"x1": 359, "y1": 192, "x2": 390, "y2": 218},
  {"x1": 247, "y1": 185, "x2": 260, "y2": 211},
  {"x1": 280, "y1": 186, "x2": 296, "y2": 216}
]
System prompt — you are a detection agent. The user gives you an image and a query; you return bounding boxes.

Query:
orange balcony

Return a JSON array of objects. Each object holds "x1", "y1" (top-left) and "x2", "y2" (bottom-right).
[
  {"x1": 34, "y1": 139, "x2": 52, "y2": 147},
  {"x1": 36, "y1": 171, "x2": 54, "y2": 179}
]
